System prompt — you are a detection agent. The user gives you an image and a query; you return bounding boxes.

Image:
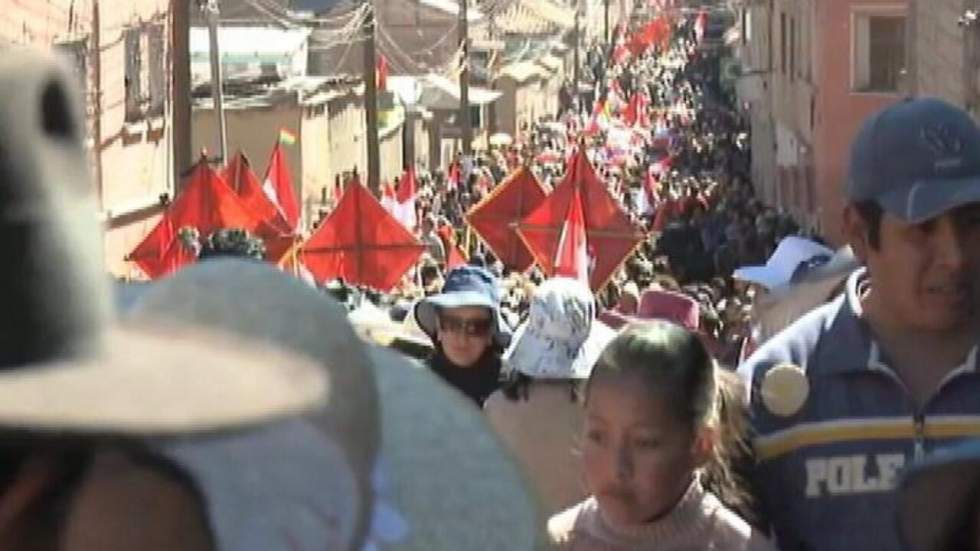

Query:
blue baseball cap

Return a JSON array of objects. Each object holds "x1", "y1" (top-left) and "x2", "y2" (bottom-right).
[
  {"x1": 414, "y1": 266, "x2": 511, "y2": 347},
  {"x1": 847, "y1": 97, "x2": 980, "y2": 223}
]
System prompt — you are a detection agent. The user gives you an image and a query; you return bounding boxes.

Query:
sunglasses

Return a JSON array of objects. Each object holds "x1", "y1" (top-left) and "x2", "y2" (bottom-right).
[{"x1": 438, "y1": 314, "x2": 494, "y2": 337}]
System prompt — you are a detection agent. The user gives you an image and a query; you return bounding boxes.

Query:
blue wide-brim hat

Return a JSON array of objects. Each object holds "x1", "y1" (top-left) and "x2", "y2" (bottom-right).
[{"x1": 414, "y1": 266, "x2": 511, "y2": 348}]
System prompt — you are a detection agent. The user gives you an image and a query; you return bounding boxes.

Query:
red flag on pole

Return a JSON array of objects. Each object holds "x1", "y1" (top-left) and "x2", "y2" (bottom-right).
[
  {"x1": 300, "y1": 178, "x2": 425, "y2": 291},
  {"x1": 553, "y1": 188, "x2": 590, "y2": 285},
  {"x1": 438, "y1": 225, "x2": 467, "y2": 270},
  {"x1": 262, "y1": 142, "x2": 301, "y2": 231},
  {"x1": 517, "y1": 149, "x2": 646, "y2": 290},
  {"x1": 394, "y1": 167, "x2": 418, "y2": 230},
  {"x1": 376, "y1": 54, "x2": 389, "y2": 91},
  {"x1": 465, "y1": 165, "x2": 548, "y2": 272},
  {"x1": 128, "y1": 159, "x2": 268, "y2": 279},
  {"x1": 224, "y1": 151, "x2": 291, "y2": 233}
]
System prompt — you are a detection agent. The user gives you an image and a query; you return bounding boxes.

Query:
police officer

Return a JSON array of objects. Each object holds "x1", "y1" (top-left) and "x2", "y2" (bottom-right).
[{"x1": 739, "y1": 98, "x2": 980, "y2": 551}]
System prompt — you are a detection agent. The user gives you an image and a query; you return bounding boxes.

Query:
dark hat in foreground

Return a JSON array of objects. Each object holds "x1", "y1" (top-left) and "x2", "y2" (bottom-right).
[
  {"x1": 0, "y1": 49, "x2": 325, "y2": 434},
  {"x1": 898, "y1": 439, "x2": 980, "y2": 551}
]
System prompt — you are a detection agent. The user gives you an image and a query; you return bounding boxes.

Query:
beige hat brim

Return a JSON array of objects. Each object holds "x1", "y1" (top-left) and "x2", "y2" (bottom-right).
[
  {"x1": 0, "y1": 324, "x2": 327, "y2": 435},
  {"x1": 365, "y1": 344, "x2": 547, "y2": 548}
]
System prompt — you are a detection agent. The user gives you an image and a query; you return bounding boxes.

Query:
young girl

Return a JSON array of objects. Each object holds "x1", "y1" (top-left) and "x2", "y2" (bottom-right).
[{"x1": 548, "y1": 321, "x2": 775, "y2": 550}]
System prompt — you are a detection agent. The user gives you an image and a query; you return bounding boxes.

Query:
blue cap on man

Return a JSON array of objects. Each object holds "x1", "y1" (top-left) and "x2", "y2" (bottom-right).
[{"x1": 847, "y1": 97, "x2": 980, "y2": 223}]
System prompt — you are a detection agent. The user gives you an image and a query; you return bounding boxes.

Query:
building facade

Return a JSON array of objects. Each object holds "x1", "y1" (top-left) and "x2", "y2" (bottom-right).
[
  {"x1": 908, "y1": 0, "x2": 980, "y2": 117},
  {"x1": 2, "y1": 0, "x2": 182, "y2": 278},
  {"x1": 737, "y1": 0, "x2": 907, "y2": 245}
]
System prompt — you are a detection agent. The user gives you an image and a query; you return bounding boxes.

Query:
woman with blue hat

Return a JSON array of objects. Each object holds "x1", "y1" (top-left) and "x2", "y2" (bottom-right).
[{"x1": 413, "y1": 266, "x2": 511, "y2": 406}]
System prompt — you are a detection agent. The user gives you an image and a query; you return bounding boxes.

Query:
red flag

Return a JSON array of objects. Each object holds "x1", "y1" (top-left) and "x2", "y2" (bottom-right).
[
  {"x1": 517, "y1": 149, "x2": 646, "y2": 290},
  {"x1": 695, "y1": 9, "x2": 708, "y2": 43},
  {"x1": 376, "y1": 54, "x2": 389, "y2": 91},
  {"x1": 643, "y1": 171, "x2": 660, "y2": 212},
  {"x1": 380, "y1": 180, "x2": 397, "y2": 213},
  {"x1": 438, "y1": 225, "x2": 467, "y2": 270},
  {"x1": 554, "y1": 188, "x2": 589, "y2": 285},
  {"x1": 447, "y1": 162, "x2": 461, "y2": 190},
  {"x1": 300, "y1": 178, "x2": 425, "y2": 291},
  {"x1": 394, "y1": 168, "x2": 418, "y2": 230},
  {"x1": 128, "y1": 160, "x2": 267, "y2": 278},
  {"x1": 465, "y1": 165, "x2": 548, "y2": 272},
  {"x1": 396, "y1": 167, "x2": 416, "y2": 203},
  {"x1": 622, "y1": 94, "x2": 641, "y2": 127},
  {"x1": 224, "y1": 151, "x2": 290, "y2": 233},
  {"x1": 262, "y1": 142, "x2": 301, "y2": 231}
]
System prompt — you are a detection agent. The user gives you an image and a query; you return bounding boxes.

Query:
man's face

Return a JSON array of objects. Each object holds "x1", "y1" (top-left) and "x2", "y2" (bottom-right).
[
  {"x1": 856, "y1": 204, "x2": 980, "y2": 333},
  {"x1": 0, "y1": 449, "x2": 212, "y2": 551}
]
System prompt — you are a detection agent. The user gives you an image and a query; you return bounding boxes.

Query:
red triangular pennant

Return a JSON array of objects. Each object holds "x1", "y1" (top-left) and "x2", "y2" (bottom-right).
[
  {"x1": 262, "y1": 142, "x2": 301, "y2": 231},
  {"x1": 300, "y1": 178, "x2": 425, "y2": 291},
  {"x1": 554, "y1": 187, "x2": 590, "y2": 285},
  {"x1": 465, "y1": 165, "x2": 548, "y2": 272},
  {"x1": 224, "y1": 151, "x2": 291, "y2": 234}
]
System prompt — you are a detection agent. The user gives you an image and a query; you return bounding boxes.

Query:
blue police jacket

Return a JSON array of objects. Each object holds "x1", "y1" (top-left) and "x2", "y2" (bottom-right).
[{"x1": 738, "y1": 269, "x2": 980, "y2": 551}]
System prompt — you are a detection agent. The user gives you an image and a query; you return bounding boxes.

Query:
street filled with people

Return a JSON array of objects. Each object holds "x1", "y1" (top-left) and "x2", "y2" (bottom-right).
[{"x1": 4, "y1": 4, "x2": 980, "y2": 551}]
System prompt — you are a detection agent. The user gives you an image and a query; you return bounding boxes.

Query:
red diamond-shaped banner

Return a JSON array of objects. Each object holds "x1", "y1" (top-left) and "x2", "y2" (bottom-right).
[
  {"x1": 517, "y1": 149, "x2": 646, "y2": 290},
  {"x1": 465, "y1": 166, "x2": 547, "y2": 272},
  {"x1": 300, "y1": 178, "x2": 425, "y2": 291}
]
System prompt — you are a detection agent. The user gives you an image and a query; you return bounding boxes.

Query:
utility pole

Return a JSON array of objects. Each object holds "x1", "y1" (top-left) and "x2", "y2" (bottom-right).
[
  {"x1": 459, "y1": 0, "x2": 473, "y2": 156},
  {"x1": 172, "y1": 0, "x2": 192, "y2": 188},
  {"x1": 573, "y1": 3, "x2": 580, "y2": 98},
  {"x1": 604, "y1": 0, "x2": 610, "y2": 48},
  {"x1": 204, "y1": 0, "x2": 227, "y2": 164},
  {"x1": 488, "y1": 7, "x2": 497, "y2": 134},
  {"x1": 363, "y1": 1, "x2": 381, "y2": 196}
]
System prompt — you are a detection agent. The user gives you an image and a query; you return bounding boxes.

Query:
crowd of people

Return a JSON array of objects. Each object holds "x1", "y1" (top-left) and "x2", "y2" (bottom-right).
[{"x1": 4, "y1": 6, "x2": 980, "y2": 551}]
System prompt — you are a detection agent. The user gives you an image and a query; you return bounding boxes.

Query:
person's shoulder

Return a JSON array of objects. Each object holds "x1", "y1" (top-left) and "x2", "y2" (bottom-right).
[
  {"x1": 547, "y1": 498, "x2": 594, "y2": 547},
  {"x1": 737, "y1": 294, "x2": 844, "y2": 384},
  {"x1": 703, "y1": 493, "x2": 779, "y2": 551}
]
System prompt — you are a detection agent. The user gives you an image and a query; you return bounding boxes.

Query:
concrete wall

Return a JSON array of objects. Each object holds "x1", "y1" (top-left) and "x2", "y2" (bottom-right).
[
  {"x1": 301, "y1": 102, "x2": 332, "y2": 226},
  {"x1": 909, "y1": 0, "x2": 980, "y2": 116}
]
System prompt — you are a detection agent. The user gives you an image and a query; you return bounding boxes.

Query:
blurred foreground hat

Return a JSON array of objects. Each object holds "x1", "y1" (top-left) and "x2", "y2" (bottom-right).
[
  {"x1": 128, "y1": 260, "x2": 381, "y2": 549},
  {"x1": 898, "y1": 439, "x2": 980, "y2": 551},
  {"x1": 0, "y1": 49, "x2": 325, "y2": 435},
  {"x1": 127, "y1": 261, "x2": 545, "y2": 550}
]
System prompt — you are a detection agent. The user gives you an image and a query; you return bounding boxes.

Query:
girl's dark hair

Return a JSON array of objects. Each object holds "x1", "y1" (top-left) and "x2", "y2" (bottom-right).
[
  {"x1": 585, "y1": 320, "x2": 751, "y2": 513},
  {"x1": 500, "y1": 370, "x2": 583, "y2": 403}
]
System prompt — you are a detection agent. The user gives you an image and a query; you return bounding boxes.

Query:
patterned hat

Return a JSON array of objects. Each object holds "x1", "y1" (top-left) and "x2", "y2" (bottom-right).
[{"x1": 504, "y1": 278, "x2": 615, "y2": 379}]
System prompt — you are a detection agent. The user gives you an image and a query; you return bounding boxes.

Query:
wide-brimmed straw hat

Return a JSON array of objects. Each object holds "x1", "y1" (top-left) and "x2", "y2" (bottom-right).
[
  {"x1": 366, "y1": 345, "x2": 547, "y2": 548},
  {"x1": 124, "y1": 261, "x2": 545, "y2": 549},
  {"x1": 0, "y1": 50, "x2": 325, "y2": 435},
  {"x1": 504, "y1": 277, "x2": 615, "y2": 379},
  {"x1": 126, "y1": 260, "x2": 381, "y2": 548}
]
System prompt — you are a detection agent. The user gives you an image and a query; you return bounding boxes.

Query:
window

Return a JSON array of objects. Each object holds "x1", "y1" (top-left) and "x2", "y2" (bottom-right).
[
  {"x1": 124, "y1": 22, "x2": 166, "y2": 122},
  {"x1": 853, "y1": 13, "x2": 906, "y2": 93},
  {"x1": 780, "y1": 12, "x2": 787, "y2": 75}
]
